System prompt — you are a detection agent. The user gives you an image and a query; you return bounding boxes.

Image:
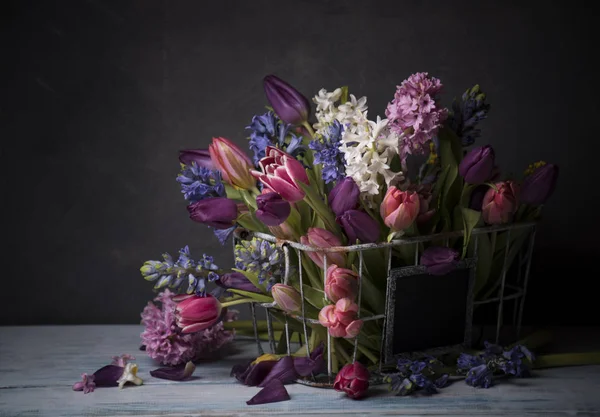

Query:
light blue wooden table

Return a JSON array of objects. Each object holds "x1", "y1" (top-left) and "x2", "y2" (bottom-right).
[{"x1": 1, "y1": 325, "x2": 600, "y2": 416}]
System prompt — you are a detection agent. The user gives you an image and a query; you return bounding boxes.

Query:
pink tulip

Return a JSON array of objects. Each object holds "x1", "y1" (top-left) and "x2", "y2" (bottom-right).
[
  {"x1": 334, "y1": 362, "x2": 370, "y2": 399},
  {"x1": 271, "y1": 284, "x2": 302, "y2": 313},
  {"x1": 250, "y1": 146, "x2": 309, "y2": 202},
  {"x1": 325, "y1": 265, "x2": 358, "y2": 302},
  {"x1": 175, "y1": 294, "x2": 222, "y2": 334},
  {"x1": 300, "y1": 227, "x2": 346, "y2": 269},
  {"x1": 482, "y1": 181, "x2": 520, "y2": 224},
  {"x1": 380, "y1": 187, "x2": 420, "y2": 231},
  {"x1": 209, "y1": 137, "x2": 256, "y2": 190},
  {"x1": 318, "y1": 298, "x2": 363, "y2": 339},
  {"x1": 408, "y1": 184, "x2": 435, "y2": 225}
]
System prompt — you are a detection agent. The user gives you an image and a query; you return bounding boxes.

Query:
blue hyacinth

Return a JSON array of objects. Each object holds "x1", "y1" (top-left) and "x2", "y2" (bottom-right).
[
  {"x1": 385, "y1": 356, "x2": 449, "y2": 396},
  {"x1": 234, "y1": 238, "x2": 284, "y2": 291},
  {"x1": 176, "y1": 163, "x2": 225, "y2": 203},
  {"x1": 447, "y1": 85, "x2": 491, "y2": 146},
  {"x1": 309, "y1": 120, "x2": 346, "y2": 184},
  {"x1": 246, "y1": 111, "x2": 305, "y2": 165}
]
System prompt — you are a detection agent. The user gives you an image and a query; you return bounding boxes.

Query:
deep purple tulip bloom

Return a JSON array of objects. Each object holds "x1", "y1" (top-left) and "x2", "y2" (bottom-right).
[
  {"x1": 263, "y1": 75, "x2": 310, "y2": 125},
  {"x1": 421, "y1": 246, "x2": 459, "y2": 276},
  {"x1": 187, "y1": 197, "x2": 238, "y2": 229},
  {"x1": 178, "y1": 149, "x2": 214, "y2": 170},
  {"x1": 459, "y1": 145, "x2": 495, "y2": 184},
  {"x1": 521, "y1": 163, "x2": 559, "y2": 205},
  {"x1": 328, "y1": 177, "x2": 360, "y2": 216},
  {"x1": 255, "y1": 192, "x2": 291, "y2": 226},
  {"x1": 217, "y1": 272, "x2": 261, "y2": 293},
  {"x1": 337, "y1": 210, "x2": 380, "y2": 244}
]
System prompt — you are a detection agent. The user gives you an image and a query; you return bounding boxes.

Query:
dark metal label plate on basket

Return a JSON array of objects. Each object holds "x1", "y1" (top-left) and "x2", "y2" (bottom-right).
[{"x1": 383, "y1": 259, "x2": 476, "y2": 363}]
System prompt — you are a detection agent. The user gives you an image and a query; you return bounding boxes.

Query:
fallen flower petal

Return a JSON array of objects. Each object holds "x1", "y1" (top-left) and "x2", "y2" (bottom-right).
[
  {"x1": 116, "y1": 363, "x2": 144, "y2": 389},
  {"x1": 258, "y1": 355, "x2": 297, "y2": 387},
  {"x1": 93, "y1": 365, "x2": 125, "y2": 387},
  {"x1": 111, "y1": 354, "x2": 135, "y2": 367},
  {"x1": 150, "y1": 361, "x2": 196, "y2": 381},
  {"x1": 294, "y1": 344, "x2": 325, "y2": 377},
  {"x1": 246, "y1": 379, "x2": 291, "y2": 405},
  {"x1": 72, "y1": 373, "x2": 96, "y2": 394}
]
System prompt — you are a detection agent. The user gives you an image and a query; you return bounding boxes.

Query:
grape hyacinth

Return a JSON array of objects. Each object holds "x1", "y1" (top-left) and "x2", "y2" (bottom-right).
[
  {"x1": 309, "y1": 120, "x2": 346, "y2": 184},
  {"x1": 384, "y1": 356, "x2": 449, "y2": 396},
  {"x1": 246, "y1": 111, "x2": 305, "y2": 165},
  {"x1": 385, "y1": 72, "x2": 448, "y2": 166},
  {"x1": 140, "y1": 246, "x2": 222, "y2": 295},
  {"x1": 447, "y1": 84, "x2": 490, "y2": 146},
  {"x1": 140, "y1": 290, "x2": 237, "y2": 366},
  {"x1": 234, "y1": 238, "x2": 284, "y2": 291}
]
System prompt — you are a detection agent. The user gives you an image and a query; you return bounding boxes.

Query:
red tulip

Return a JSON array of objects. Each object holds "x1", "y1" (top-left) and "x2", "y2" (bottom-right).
[
  {"x1": 325, "y1": 265, "x2": 358, "y2": 302},
  {"x1": 482, "y1": 181, "x2": 520, "y2": 224},
  {"x1": 209, "y1": 137, "x2": 255, "y2": 190},
  {"x1": 380, "y1": 187, "x2": 420, "y2": 231},
  {"x1": 174, "y1": 294, "x2": 222, "y2": 334},
  {"x1": 333, "y1": 362, "x2": 370, "y2": 399},
  {"x1": 300, "y1": 227, "x2": 346, "y2": 269},
  {"x1": 251, "y1": 147, "x2": 310, "y2": 202}
]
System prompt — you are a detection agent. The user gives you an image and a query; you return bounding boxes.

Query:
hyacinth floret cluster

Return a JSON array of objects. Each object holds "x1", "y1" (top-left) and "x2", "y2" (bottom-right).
[
  {"x1": 234, "y1": 238, "x2": 284, "y2": 291},
  {"x1": 140, "y1": 246, "x2": 221, "y2": 295},
  {"x1": 457, "y1": 341, "x2": 535, "y2": 388},
  {"x1": 384, "y1": 356, "x2": 449, "y2": 396},
  {"x1": 309, "y1": 120, "x2": 346, "y2": 184},
  {"x1": 177, "y1": 163, "x2": 225, "y2": 203},
  {"x1": 447, "y1": 84, "x2": 491, "y2": 146},
  {"x1": 246, "y1": 111, "x2": 305, "y2": 165},
  {"x1": 140, "y1": 289, "x2": 236, "y2": 366},
  {"x1": 385, "y1": 72, "x2": 448, "y2": 165}
]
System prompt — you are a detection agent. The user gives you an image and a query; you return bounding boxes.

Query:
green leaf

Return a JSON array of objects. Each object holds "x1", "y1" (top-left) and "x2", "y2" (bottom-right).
[
  {"x1": 474, "y1": 232, "x2": 493, "y2": 297},
  {"x1": 431, "y1": 165, "x2": 450, "y2": 210},
  {"x1": 340, "y1": 86, "x2": 349, "y2": 104},
  {"x1": 231, "y1": 268, "x2": 266, "y2": 293},
  {"x1": 228, "y1": 289, "x2": 273, "y2": 303},
  {"x1": 302, "y1": 285, "x2": 326, "y2": 309},
  {"x1": 361, "y1": 248, "x2": 388, "y2": 289},
  {"x1": 295, "y1": 200, "x2": 313, "y2": 234},
  {"x1": 352, "y1": 265, "x2": 385, "y2": 315},
  {"x1": 461, "y1": 208, "x2": 481, "y2": 258},
  {"x1": 224, "y1": 184, "x2": 242, "y2": 200},
  {"x1": 437, "y1": 126, "x2": 463, "y2": 211},
  {"x1": 298, "y1": 180, "x2": 339, "y2": 234}
]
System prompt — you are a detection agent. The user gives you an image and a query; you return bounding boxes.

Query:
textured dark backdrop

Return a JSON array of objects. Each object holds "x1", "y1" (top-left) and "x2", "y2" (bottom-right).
[{"x1": 1, "y1": 0, "x2": 597, "y2": 325}]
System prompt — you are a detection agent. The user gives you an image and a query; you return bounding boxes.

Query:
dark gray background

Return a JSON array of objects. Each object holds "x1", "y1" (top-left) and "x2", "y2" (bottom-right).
[{"x1": 1, "y1": 0, "x2": 596, "y2": 325}]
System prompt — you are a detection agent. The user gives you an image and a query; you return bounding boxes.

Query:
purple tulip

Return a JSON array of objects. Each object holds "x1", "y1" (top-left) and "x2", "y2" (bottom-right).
[
  {"x1": 255, "y1": 192, "x2": 291, "y2": 226},
  {"x1": 187, "y1": 197, "x2": 238, "y2": 229},
  {"x1": 337, "y1": 210, "x2": 380, "y2": 244},
  {"x1": 421, "y1": 246, "x2": 459, "y2": 276},
  {"x1": 459, "y1": 145, "x2": 495, "y2": 184},
  {"x1": 328, "y1": 177, "x2": 360, "y2": 216},
  {"x1": 178, "y1": 149, "x2": 214, "y2": 170},
  {"x1": 263, "y1": 75, "x2": 310, "y2": 125},
  {"x1": 217, "y1": 272, "x2": 261, "y2": 293},
  {"x1": 521, "y1": 163, "x2": 559, "y2": 205}
]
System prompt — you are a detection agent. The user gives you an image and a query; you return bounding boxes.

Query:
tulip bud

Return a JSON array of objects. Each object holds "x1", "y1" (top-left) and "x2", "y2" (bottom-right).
[
  {"x1": 217, "y1": 272, "x2": 260, "y2": 293},
  {"x1": 337, "y1": 210, "x2": 380, "y2": 244},
  {"x1": 263, "y1": 75, "x2": 310, "y2": 125},
  {"x1": 318, "y1": 298, "x2": 363, "y2": 339},
  {"x1": 175, "y1": 295, "x2": 222, "y2": 334},
  {"x1": 300, "y1": 227, "x2": 346, "y2": 269},
  {"x1": 380, "y1": 187, "x2": 420, "y2": 231},
  {"x1": 209, "y1": 137, "x2": 256, "y2": 190},
  {"x1": 420, "y1": 246, "x2": 459, "y2": 276},
  {"x1": 325, "y1": 265, "x2": 358, "y2": 302},
  {"x1": 333, "y1": 362, "x2": 370, "y2": 399},
  {"x1": 459, "y1": 145, "x2": 496, "y2": 184},
  {"x1": 520, "y1": 162, "x2": 559, "y2": 205},
  {"x1": 482, "y1": 181, "x2": 519, "y2": 224},
  {"x1": 328, "y1": 177, "x2": 360, "y2": 216},
  {"x1": 407, "y1": 184, "x2": 435, "y2": 225},
  {"x1": 271, "y1": 284, "x2": 302, "y2": 313},
  {"x1": 255, "y1": 192, "x2": 291, "y2": 226},
  {"x1": 187, "y1": 197, "x2": 238, "y2": 229},
  {"x1": 178, "y1": 149, "x2": 214, "y2": 170}
]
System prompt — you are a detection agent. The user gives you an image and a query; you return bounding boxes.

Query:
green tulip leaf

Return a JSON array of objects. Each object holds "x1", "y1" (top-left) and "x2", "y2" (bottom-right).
[
  {"x1": 474, "y1": 232, "x2": 493, "y2": 297},
  {"x1": 461, "y1": 208, "x2": 481, "y2": 258},
  {"x1": 228, "y1": 289, "x2": 273, "y2": 304},
  {"x1": 340, "y1": 86, "x2": 349, "y2": 104},
  {"x1": 302, "y1": 284, "x2": 326, "y2": 309},
  {"x1": 231, "y1": 268, "x2": 267, "y2": 293},
  {"x1": 351, "y1": 265, "x2": 385, "y2": 315}
]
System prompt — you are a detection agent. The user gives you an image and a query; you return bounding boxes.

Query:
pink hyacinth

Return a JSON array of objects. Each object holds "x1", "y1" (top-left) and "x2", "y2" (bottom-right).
[
  {"x1": 140, "y1": 290, "x2": 237, "y2": 366},
  {"x1": 385, "y1": 72, "x2": 448, "y2": 165}
]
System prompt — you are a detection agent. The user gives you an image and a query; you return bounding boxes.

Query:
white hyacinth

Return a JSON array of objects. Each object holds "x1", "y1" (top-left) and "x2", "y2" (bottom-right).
[{"x1": 313, "y1": 88, "x2": 404, "y2": 197}]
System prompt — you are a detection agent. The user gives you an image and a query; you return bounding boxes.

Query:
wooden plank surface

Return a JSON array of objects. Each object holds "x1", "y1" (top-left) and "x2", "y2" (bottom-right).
[{"x1": 1, "y1": 325, "x2": 600, "y2": 416}]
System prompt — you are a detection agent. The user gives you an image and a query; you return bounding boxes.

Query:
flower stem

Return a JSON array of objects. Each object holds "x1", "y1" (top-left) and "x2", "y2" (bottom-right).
[
  {"x1": 223, "y1": 320, "x2": 285, "y2": 331},
  {"x1": 221, "y1": 298, "x2": 256, "y2": 308},
  {"x1": 534, "y1": 352, "x2": 600, "y2": 369},
  {"x1": 301, "y1": 121, "x2": 316, "y2": 138}
]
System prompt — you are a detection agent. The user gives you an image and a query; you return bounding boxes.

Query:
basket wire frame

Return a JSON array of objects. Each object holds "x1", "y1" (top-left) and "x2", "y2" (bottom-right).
[{"x1": 235, "y1": 221, "x2": 537, "y2": 384}]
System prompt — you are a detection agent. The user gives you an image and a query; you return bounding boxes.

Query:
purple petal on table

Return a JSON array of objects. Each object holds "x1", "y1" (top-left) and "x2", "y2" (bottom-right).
[
  {"x1": 93, "y1": 365, "x2": 124, "y2": 387},
  {"x1": 258, "y1": 356, "x2": 297, "y2": 387},
  {"x1": 139, "y1": 345, "x2": 146, "y2": 351},
  {"x1": 242, "y1": 360, "x2": 278, "y2": 386},
  {"x1": 246, "y1": 379, "x2": 291, "y2": 405},
  {"x1": 294, "y1": 344, "x2": 325, "y2": 376},
  {"x1": 231, "y1": 360, "x2": 253, "y2": 383},
  {"x1": 150, "y1": 361, "x2": 196, "y2": 381}
]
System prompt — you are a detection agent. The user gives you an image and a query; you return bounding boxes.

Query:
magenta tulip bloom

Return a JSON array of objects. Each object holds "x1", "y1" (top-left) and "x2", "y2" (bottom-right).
[
  {"x1": 380, "y1": 187, "x2": 420, "y2": 231},
  {"x1": 521, "y1": 162, "x2": 559, "y2": 205},
  {"x1": 482, "y1": 181, "x2": 520, "y2": 224},
  {"x1": 333, "y1": 362, "x2": 370, "y2": 399},
  {"x1": 209, "y1": 137, "x2": 255, "y2": 190},
  {"x1": 174, "y1": 294, "x2": 222, "y2": 334},
  {"x1": 325, "y1": 265, "x2": 358, "y2": 302},
  {"x1": 318, "y1": 298, "x2": 363, "y2": 339},
  {"x1": 271, "y1": 284, "x2": 302, "y2": 313},
  {"x1": 187, "y1": 197, "x2": 238, "y2": 229},
  {"x1": 328, "y1": 177, "x2": 360, "y2": 216},
  {"x1": 255, "y1": 192, "x2": 291, "y2": 226},
  {"x1": 421, "y1": 246, "x2": 459, "y2": 275},
  {"x1": 300, "y1": 227, "x2": 346, "y2": 269},
  {"x1": 337, "y1": 210, "x2": 380, "y2": 244},
  {"x1": 459, "y1": 145, "x2": 495, "y2": 184},
  {"x1": 263, "y1": 75, "x2": 310, "y2": 125},
  {"x1": 178, "y1": 149, "x2": 214, "y2": 170},
  {"x1": 251, "y1": 147, "x2": 310, "y2": 202}
]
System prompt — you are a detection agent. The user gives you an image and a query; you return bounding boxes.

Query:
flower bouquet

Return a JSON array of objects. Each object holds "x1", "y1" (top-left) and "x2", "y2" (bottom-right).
[{"x1": 139, "y1": 72, "x2": 560, "y2": 392}]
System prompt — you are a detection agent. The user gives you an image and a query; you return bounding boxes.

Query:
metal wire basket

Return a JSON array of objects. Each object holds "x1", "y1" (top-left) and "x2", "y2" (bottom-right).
[{"x1": 234, "y1": 221, "x2": 537, "y2": 386}]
